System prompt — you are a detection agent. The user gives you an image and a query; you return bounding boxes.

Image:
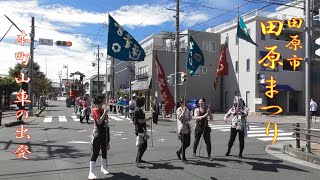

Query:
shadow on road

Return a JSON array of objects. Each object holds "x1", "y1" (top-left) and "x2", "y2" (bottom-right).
[
  {"x1": 144, "y1": 161, "x2": 184, "y2": 170},
  {"x1": 188, "y1": 159, "x2": 226, "y2": 168},
  {"x1": 99, "y1": 172, "x2": 148, "y2": 180}
]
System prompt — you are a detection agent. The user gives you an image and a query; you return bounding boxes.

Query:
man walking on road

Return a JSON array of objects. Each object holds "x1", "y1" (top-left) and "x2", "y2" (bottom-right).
[{"x1": 310, "y1": 98, "x2": 318, "y2": 123}]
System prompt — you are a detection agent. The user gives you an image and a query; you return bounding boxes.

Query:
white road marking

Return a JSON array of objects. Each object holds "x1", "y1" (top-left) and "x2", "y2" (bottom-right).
[
  {"x1": 43, "y1": 116, "x2": 52, "y2": 122},
  {"x1": 77, "y1": 129, "x2": 87, "y2": 132},
  {"x1": 59, "y1": 116, "x2": 67, "y2": 122},
  {"x1": 109, "y1": 115, "x2": 123, "y2": 121},
  {"x1": 258, "y1": 137, "x2": 295, "y2": 141},
  {"x1": 248, "y1": 132, "x2": 293, "y2": 137},
  {"x1": 71, "y1": 116, "x2": 80, "y2": 121}
]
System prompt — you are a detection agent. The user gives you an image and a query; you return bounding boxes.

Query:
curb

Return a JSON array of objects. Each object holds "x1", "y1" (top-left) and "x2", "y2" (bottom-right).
[
  {"x1": 35, "y1": 105, "x2": 47, "y2": 117},
  {"x1": 267, "y1": 143, "x2": 320, "y2": 166},
  {"x1": 284, "y1": 146, "x2": 320, "y2": 165}
]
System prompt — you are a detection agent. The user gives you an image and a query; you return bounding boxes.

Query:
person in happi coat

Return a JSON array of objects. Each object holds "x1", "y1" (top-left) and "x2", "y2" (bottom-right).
[{"x1": 88, "y1": 94, "x2": 110, "y2": 179}]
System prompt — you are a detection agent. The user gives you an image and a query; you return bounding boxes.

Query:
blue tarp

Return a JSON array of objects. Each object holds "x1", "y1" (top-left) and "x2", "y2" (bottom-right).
[{"x1": 259, "y1": 84, "x2": 295, "y2": 91}]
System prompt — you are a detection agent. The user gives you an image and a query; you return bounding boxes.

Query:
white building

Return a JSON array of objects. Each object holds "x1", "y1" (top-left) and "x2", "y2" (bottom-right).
[{"x1": 206, "y1": 1, "x2": 306, "y2": 115}]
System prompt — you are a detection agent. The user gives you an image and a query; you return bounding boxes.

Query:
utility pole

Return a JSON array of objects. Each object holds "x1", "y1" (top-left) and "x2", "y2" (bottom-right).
[
  {"x1": 112, "y1": 58, "x2": 115, "y2": 98},
  {"x1": 305, "y1": 0, "x2": 311, "y2": 153},
  {"x1": 28, "y1": 17, "x2": 35, "y2": 116},
  {"x1": 174, "y1": 0, "x2": 180, "y2": 120},
  {"x1": 94, "y1": 45, "x2": 103, "y2": 95}
]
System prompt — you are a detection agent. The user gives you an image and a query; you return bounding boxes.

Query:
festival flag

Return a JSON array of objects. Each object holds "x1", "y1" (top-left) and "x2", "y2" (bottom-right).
[
  {"x1": 214, "y1": 42, "x2": 228, "y2": 90},
  {"x1": 107, "y1": 15, "x2": 145, "y2": 61},
  {"x1": 186, "y1": 35, "x2": 204, "y2": 76},
  {"x1": 155, "y1": 51, "x2": 175, "y2": 114},
  {"x1": 237, "y1": 16, "x2": 258, "y2": 47}
]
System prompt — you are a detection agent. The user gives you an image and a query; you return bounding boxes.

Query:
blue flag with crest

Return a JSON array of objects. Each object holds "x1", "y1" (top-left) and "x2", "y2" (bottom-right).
[
  {"x1": 107, "y1": 15, "x2": 145, "y2": 61},
  {"x1": 186, "y1": 35, "x2": 204, "y2": 76}
]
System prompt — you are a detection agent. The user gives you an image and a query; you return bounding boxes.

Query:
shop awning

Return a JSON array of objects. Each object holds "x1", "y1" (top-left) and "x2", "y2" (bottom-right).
[
  {"x1": 131, "y1": 77, "x2": 152, "y2": 91},
  {"x1": 259, "y1": 83, "x2": 295, "y2": 91}
]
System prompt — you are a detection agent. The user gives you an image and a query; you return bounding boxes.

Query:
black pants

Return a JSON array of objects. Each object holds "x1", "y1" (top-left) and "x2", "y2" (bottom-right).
[
  {"x1": 178, "y1": 133, "x2": 190, "y2": 159},
  {"x1": 227, "y1": 128, "x2": 245, "y2": 155},
  {"x1": 90, "y1": 128, "x2": 110, "y2": 162},
  {"x1": 152, "y1": 113, "x2": 158, "y2": 124},
  {"x1": 136, "y1": 139, "x2": 147, "y2": 162},
  {"x1": 193, "y1": 126, "x2": 211, "y2": 156}
]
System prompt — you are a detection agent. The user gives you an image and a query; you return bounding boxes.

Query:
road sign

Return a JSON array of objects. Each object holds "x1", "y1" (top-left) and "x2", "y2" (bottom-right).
[{"x1": 39, "y1": 38, "x2": 53, "y2": 46}]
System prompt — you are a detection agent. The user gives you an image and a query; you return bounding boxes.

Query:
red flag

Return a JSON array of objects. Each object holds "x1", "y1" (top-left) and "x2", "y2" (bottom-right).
[
  {"x1": 214, "y1": 43, "x2": 228, "y2": 90},
  {"x1": 155, "y1": 51, "x2": 175, "y2": 114}
]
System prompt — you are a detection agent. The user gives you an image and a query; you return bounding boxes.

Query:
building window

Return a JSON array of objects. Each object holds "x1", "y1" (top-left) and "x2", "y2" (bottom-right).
[
  {"x1": 224, "y1": 91, "x2": 228, "y2": 108},
  {"x1": 202, "y1": 41, "x2": 208, "y2": 51},
  {"x1": 260, "y1": 51, "x2": 278, "y2": 72},
  {"x1": 246, "y1": 91, "x2": 250, "y2": 108},
  {"x1": 235, "y1": 61, "x2": 239, "y2": 72},
  {"x1": 283, "y1": 58, "x2": 301, "y2": 71},
  {"x1": 246, "y1": 58, "x2": 250, "y2": 72},
  {"x1": 226, "y1": 35, "x2": 229, "y2": 44},
  {"x1": 209, "y1": 42, "x2": 215, "y2": 52},
  {"x1": 202, "y1": 67, "x2": 207, "y2": 74}
]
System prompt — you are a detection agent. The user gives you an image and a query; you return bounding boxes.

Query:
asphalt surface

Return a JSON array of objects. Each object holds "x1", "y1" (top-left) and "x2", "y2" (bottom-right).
[{"x1": 1, "y1": 100, "x2": 320, "y2": 180}]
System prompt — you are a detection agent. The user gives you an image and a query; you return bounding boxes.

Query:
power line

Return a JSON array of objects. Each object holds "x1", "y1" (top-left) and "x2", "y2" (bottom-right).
[{"x1": 188, "y1": 1, "x2": 251, "y2": 29}]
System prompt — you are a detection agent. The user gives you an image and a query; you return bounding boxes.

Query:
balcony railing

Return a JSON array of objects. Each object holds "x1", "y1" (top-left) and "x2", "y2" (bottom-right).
[{"x1": 135, "y1": 73, "x2": 148, "y2": 80}]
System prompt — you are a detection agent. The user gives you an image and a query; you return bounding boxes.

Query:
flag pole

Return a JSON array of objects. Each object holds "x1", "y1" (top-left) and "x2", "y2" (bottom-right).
[{"x1": 237, "y1": 4, "x2": 240, "y2": 92}]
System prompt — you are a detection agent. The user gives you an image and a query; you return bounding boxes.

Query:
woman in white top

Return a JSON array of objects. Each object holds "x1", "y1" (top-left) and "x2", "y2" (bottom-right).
[
  {"x1": 224, "y1": 96, "x2": 249, "y2": 158},
  {"x1": 176, "y1": 99, "x2": 192, "y2": 163}
]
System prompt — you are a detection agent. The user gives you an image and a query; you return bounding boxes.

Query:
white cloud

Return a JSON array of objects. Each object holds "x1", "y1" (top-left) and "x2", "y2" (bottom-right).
[
  {"x1": 0, "y1": 0, "x2": 210, "y2": 83},
  {"x1": 182, "y1": 13, "x2": 210, "y2": 27}
]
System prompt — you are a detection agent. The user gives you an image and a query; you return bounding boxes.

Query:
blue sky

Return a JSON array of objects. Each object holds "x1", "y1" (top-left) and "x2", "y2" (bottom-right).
[{"x1": 0, "y1": 0, "x2": 286, "y2": 82}]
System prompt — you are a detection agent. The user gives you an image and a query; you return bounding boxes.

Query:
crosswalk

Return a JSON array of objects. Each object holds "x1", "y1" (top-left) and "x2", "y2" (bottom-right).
[
  {"x1": 209, "y1": 124, "x2": 295, "y2": 142},
  {"x1": 42, "y1": 114, "x2": 130, "y2": 123}
]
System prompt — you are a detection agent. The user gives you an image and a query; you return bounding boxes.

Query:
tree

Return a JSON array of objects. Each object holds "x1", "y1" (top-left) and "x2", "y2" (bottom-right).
[
  {"x1": 8, "y1": 62, "x2": 53, "y2": 98},
  {"x1": 0, "y1": 76, "x2": 20, "y2": 107}
]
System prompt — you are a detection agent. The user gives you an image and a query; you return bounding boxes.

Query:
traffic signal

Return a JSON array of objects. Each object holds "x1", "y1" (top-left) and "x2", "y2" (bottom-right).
[
  {"x1": 167, "y1": 74, "x2": 174, "y2": 85},
  {"x1": 56, "y1": 41, "x2": 72, "y2": 47},
  {"x1": 181, "y1": 72, "x2": 186, "y2": 83}
]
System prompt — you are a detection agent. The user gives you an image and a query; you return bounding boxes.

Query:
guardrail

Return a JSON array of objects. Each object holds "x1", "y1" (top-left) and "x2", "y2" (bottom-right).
[{"x1": 292, "y1": 123, "x2": 320, "y2": 150}]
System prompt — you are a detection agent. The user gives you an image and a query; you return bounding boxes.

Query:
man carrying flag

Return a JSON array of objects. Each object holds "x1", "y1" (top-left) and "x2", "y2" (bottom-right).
[
  {"x1": 186, "y1": 36, "x2": 204, "y2": 76},
  {"x1": 214, "y1": 42, "x2": 228, "y2": 90},
  {"x1": 107, "y1": 15, "x2": 146, "y2": 61}
]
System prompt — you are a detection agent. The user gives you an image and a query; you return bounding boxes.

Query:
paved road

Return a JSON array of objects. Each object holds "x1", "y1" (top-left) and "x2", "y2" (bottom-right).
[{"x1": 1, "y1": 100, "x2": 320, "y2": 180}]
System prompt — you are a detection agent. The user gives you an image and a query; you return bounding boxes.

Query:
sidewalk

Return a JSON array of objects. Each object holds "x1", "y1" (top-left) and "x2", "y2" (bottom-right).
[
  {"x1": 0, "y1": 105, "x2": 46, "y2": 128},
  {"x1": 266, "y1": 140, "x2": 320, "y2": 169}
]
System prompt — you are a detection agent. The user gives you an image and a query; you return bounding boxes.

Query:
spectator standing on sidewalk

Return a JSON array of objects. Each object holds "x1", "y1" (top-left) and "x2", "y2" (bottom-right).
[
  {"x1": 224, "y1": 96, "x2": 249, "y2": 158},
  {"x1": 310, "y1": 98, "x2": 318, "y2": 123},
  {"x1": 152, "y1": 98, "x2": 160, "y2": 124}
]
